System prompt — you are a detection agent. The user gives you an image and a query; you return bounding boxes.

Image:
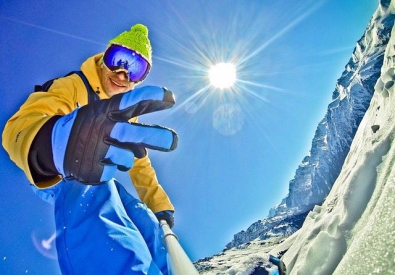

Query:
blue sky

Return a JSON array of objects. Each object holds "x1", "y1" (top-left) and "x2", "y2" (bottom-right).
[{"x1": 0, "y1": 0, "x2": 378, "y2": 273}]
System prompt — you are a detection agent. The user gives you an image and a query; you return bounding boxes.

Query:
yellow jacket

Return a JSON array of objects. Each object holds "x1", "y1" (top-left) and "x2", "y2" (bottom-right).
[{"x1": 2, "y1": 54, "x2": 174, "y2": 213}]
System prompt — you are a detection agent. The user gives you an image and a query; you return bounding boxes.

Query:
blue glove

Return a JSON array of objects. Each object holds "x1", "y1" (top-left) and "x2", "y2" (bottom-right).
[
  {"x1": 51, "y1": 86, "x2": 177, "y2": 184},
  {"x1": 155, "y1": 210, "x2": 175, "y2": 228}
]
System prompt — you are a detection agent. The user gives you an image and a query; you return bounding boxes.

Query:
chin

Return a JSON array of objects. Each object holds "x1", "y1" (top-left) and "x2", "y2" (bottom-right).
[{"x1": 107, "y1": 90, "x2": 124, "y2": 97}]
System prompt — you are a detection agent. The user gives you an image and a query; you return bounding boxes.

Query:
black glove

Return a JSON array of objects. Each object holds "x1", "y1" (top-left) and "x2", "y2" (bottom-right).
[
  {"x1": 29, "y1": 86, "x2": 177, "y2": 184},
  {"x1": 155, "y1": 210, "x2": 175, "y2": 228}
]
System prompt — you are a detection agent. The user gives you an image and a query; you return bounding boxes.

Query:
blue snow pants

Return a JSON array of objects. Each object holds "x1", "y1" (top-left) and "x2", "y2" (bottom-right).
[{"x1": 32, "y1": 179, "x2": 169, "y2": 275}]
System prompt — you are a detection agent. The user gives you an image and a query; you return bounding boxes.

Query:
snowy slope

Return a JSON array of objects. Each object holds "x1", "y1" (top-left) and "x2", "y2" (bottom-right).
[
  {"x1": 196, "y1": 0, "x2": 395, "y2": 274},
  {"x1": 273, "y1": 5, "x2": 395, "y2": 273}
]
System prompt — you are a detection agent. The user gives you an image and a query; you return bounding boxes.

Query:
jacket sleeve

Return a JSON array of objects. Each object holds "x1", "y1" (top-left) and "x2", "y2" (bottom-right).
[
  {"x1": 128, "y1": 153, "x2": 175, "y2": 213},
  {"x1": 2, "y1": 74, "x2": 84, "y2": 188}
]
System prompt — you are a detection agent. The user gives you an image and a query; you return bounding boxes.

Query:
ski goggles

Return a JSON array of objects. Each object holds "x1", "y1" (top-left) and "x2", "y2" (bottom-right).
[{"x1": 103, "y1": 44, "x2": 151, "y2": 83}]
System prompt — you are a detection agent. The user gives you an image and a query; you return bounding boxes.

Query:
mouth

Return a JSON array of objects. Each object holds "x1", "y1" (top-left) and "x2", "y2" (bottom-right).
[{"x1": 109, "y1": 77, "x2": 127, "y2": 88}]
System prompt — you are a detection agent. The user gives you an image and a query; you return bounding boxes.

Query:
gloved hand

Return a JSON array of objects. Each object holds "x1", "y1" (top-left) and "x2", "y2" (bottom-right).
[
  {"x1": 155, "y1": 210, "x2": 175, "y2": 228},
  {"x1": 51, "y1": 85, "x2": 177, "y2": 184}
]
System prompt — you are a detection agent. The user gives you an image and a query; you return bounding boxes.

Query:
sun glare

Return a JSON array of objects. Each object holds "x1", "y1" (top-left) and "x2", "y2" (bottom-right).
[
  {"x1": 209, "y1": 62, "x2": 236, "y2": 89},
  {"x1": 158, "y1": 1, "x2": 320, "y2": 135}
]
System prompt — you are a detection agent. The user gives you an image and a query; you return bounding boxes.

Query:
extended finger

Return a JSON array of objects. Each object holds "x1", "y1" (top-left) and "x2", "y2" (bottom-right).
[
  {"x1": 108, "y1": 122, "x2": 178, "y2": 154},
  {"x1": 110, "y1": 86, "x2": 175, "y2": 121}
]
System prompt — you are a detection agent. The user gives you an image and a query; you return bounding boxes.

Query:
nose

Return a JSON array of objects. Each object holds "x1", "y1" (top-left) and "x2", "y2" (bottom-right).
[{"x1": 115, "y1": 71, "x2": 129, "y2": 82}]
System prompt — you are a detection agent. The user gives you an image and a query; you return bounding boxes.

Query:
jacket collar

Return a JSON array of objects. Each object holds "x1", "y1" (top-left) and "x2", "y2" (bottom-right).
[{"x1": 80, "y1": 53, "x2": 110, "y2": 100}]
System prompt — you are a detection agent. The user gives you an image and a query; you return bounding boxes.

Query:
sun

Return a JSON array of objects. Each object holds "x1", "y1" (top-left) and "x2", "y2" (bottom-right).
[{"x1": 209, "y1": 62, "x2": 236, "y2": 89}]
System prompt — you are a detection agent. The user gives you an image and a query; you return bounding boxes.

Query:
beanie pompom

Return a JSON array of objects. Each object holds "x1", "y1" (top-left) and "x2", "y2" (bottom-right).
[{"x1": 131, "y1": 24, "x2": 148, "y2": 36}]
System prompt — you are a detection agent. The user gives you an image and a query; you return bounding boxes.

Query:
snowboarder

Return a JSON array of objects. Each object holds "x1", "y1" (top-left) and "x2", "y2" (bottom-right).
[{"x1": 2, "y1": 24, "x2": 178, "y2": 275}]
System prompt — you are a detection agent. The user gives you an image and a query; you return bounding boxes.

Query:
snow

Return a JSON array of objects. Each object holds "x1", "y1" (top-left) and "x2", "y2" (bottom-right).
[{"x1": 196, "y1": 238, "x2": 283, "y2": 274}]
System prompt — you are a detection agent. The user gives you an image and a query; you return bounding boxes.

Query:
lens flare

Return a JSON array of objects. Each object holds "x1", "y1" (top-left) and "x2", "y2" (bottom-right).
[
  {"x1": 32, "y1": 230, "x2": 58, "y2": 260},
  {"x1": 213, "y1": 103, "x2": 244, "y2": 136}
]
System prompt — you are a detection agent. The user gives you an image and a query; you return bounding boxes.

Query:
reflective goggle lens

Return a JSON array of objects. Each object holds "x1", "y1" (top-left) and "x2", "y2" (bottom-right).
[{"x1": 103, "y1": 44, "x2": 150, "y2": 82}]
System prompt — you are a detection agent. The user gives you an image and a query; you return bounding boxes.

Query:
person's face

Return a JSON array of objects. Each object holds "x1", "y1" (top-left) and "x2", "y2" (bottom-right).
[{"x1": 100, "y1": 64, "x2": 136, "y2": 97}]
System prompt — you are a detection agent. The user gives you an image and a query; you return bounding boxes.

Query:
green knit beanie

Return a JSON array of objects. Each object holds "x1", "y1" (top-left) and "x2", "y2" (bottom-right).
[{"x1": 108, "y1": 24, "x2": 152, "y2": 66}]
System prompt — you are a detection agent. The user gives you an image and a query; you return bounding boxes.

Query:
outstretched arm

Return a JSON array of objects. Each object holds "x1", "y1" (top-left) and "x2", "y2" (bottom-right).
[{"x1": 2, "y1": 75, "x2": 80, "y2": 188}]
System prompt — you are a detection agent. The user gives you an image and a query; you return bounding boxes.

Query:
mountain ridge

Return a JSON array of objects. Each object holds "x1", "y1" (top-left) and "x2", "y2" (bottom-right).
[
  {"x1": 224, "y1": 0, "x2": 395, "y2": 250},
  {"x1": 196, "y1": 1, "x2": 395, "y2": 273}
]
